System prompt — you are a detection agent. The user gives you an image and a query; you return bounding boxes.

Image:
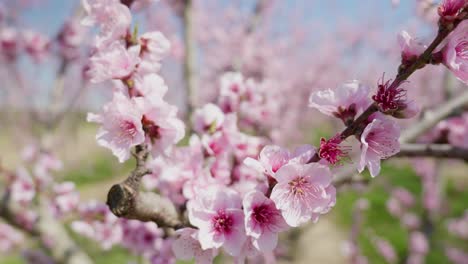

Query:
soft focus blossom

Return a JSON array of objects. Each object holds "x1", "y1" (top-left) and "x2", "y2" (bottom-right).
[
  {"x1": 172, "y1": 228, "x2": 217, "y2": 264},
  {"x1": 187, "y1": 187, "x2": 246, "y2": 256},
  {"x1": 22, "y1": 30, "x2": 50, "y2": 62},
  {"x1": 243, "y1": 191, "x2": 288, "y2": 252},
  {"x1": 192, "y1": 103, "x2": 225, "y2": 134},
  {"x1": 10, "y1": 167, "x2": 35, "y2": 205},
  {"x1": 270, "y1": 163, "x2": 336, "y2": 227},
  {"x1": 82, "y1": 0, "x2": 131, "y2": 46},
  {"x1": 87, "y1": 92, "x2": 145, "y2": 162},
  {"x1": 51, "y1": 182, "x2": 80, "y2": 216},
  {"x1": 442, "y1": 20, "x2": 468, "y2": 84},
  {"x1": 0, "y1": 223, "x2": 23, "y2": 252},
  {"x1": 409, "y1": 232, "x2": 428, "y2": 255},
  {"x1": 358, "y1": 116, "x2": 400, "y2": 177},
  {"x1": 375, "y1": 238, "x2": 398, "y2": 263},
  {"x1": 309, "y1": 80, "x2": 370, "y2": 123},
  {"x1": 0, "y1": 27, "x2": 20, "y2": 61},
  {"x1": 138, "y1": 31, "x2": 171, "y2": 74},
  {"x1": 87, "y1": 42, "x2": 141, "y2": 83}
]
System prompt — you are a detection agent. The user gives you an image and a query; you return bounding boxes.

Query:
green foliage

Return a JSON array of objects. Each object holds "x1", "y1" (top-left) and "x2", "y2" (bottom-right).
[{"x1": 335, "y1": 163, "x2": 468, "y2": 263}]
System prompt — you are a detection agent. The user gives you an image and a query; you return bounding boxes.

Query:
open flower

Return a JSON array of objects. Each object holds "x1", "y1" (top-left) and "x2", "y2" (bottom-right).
[
  {"x1": 187, "y1": 187, "x2": 246, "y2": 256},
  {"x1": 135, "y1": 97, "x2": 185, "y2": 157},
  {"x1": 442, "y1": 20, "x2": 468, "y2": 84},
  {"x1": 358, "y1": 115, "x2": 400, "y2": 177},
  {"x1": 438, "y1": 0, "x2": 467, "y2": 21},
  {"x1": 172, "y1": 228, "x2": 217, "y2": 264},
  {"x1": 244, "y1": 145, "x2": 290, "y2": 176},
  {"x1": 270, "y1": 163, "x2": 336, "y2": 227},
  {"x1": 243, "y1": 191, "x2": 288, "y2": 252},
  {"x1": 87, "y1": 92, "x2": 145, "y2": 162},
  {"x1": 192, "y1": 103, "x2": 225, "y2": 134},
  {"x1": 87, "y1": 41, "x2": 140, "y2": 83},
  {"x1": 309, "y1": 80, "x2": 370, "y2": 124}
]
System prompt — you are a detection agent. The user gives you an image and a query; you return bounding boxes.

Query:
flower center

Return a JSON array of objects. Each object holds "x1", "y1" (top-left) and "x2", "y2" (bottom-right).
[
  {"x1": 213, "y1": 210, "x2": 233, "y2": 234},
  {"x1": 119, "y1": 120, "x2": 138, "y2": 139},
  {"x1": 288, "y1": 176, "x2": 309, "y2": 196},
  {"x1": 456, "y1": 40, "x2": 468, "y2": 60},
  {"x1": 372, "y1": 79, "x2": 406, "y2": 113},
  {"x1": 252, "y1": 204, "x2": 272, "y2": 224},
  {"x1": 319, "y1": 136, "x2": 348, "y2": 165}
]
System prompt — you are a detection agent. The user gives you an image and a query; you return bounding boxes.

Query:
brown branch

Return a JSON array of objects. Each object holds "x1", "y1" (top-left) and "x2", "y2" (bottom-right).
[
  {"x1": 106, "y1": 145, "x2": 184, "y2": 229},
  {"x1": 308, "y1": 16, "x2": 464, "y2": 164},
  {"x1": 396, "y1": 143, "x2": 468, "y2": 161}
]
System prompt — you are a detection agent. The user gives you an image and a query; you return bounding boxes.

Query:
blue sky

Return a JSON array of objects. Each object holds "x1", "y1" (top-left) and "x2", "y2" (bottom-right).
[{"x1": 17, "y1": 0, "x2": 419, "y2": 37}]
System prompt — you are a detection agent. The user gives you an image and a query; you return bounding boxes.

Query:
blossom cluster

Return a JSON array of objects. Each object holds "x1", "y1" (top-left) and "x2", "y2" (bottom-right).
[
  {"x1": 80, "y1": 0, "x2": 468, "y2": 263},
  {"x1": 0, "y1": 17, "x2": 85, "y2": 63},
  {"x1": 0, "y1": 146, "x2": 80, "y2": 253}
]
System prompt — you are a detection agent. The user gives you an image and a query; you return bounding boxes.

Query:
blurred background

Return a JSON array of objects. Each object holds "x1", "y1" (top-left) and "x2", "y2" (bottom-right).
[{"x1": 0, "y1": 0, "x2": 467, "y2": 263}]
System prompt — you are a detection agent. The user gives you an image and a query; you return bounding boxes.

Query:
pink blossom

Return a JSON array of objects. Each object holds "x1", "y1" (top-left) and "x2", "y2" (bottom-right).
[
  {"x1": 82, "y1": 0, "x2": 131, "y2": 45},
  {"x1": 446, "y1": 113, "x2": 468, "y2": 148},
  {"x1": 22, "y1": 30, "x2": 50, "y2": 62},
  {"x1": 409, "y1": 232, "x2": 428, "y2": 255},
  {"x1": 318, "y1": 135, "x2": 348, "y2": 165},
  {"x1": 51, "y1": 182, "x2": 80, "y2": 216},
  {"x1": 0, "y1": 27, "x2": 20, "y2": 61},
  {"x1": 218, "y1": 72, "x2": 246, "y2": 113},
  {"x1": 192, "y1": 103, "x2": 225, "y2": 134},
  {"x1": 375, "y1": 238, "x2": 398, "y2": 263},
  {"x1": 172, "y1": 228, "x2": 217, "y2": 264},
  {"x1": 187, "y1": 187, "x2": 247, "y2": 256},
  {"x1": 0, "y1": 223, "x2": 23, "y2": 252},
  {"x1": 447, "y1": 211, "x2": 468, "y2": 239},
  {"x1": 87, "y1": 41, "x2": 141, "y2": 83},
  {"x1": 309, "y1": 80, "x2": 370, "y2": 124},
  {"x1": 87, "y1": 92, "x2": 145, "y2": 162},
  {"x1": 270, "y1": 163, "x2": 336, "y2": 227},
  {"x1": 445, "y1": 247, "x2": 468, "y2": 264},
  {"x1": 372, "y1": 78, "x2": 416, "y2": 118},
  {"x1": 402, "y1": 213, "x2": 421, "y2": 230},
  {"x1": 244, "y1": 145, "x2": 290, "y2": 176},
  {"x1": 10, "y1": 167, "x2": 35, "y2": 205},
  {"x1": 391, "y1": 187, "x2": 415, "y2": 208},
  {"x1": 243, "y1": 191, "x2": 288, "y2": 252},
  {"x1": 132, "y1": 73, "x2": 169, "y2": 99},
  {"x1": 442, "y1": 20, "x2": 468, "y2": 84},
  {"x1": 136, "y1": 97, "x2": 185, "y2": 156},
  {"x1": 58, "y1": 19, "x2": 87, "y2": 60},
  {"x1": 138, "y1": 31, "x2": 171, "y2": 74},
  {"x1": 438, "y1": 0, "x2": 467, "y2": 21},
  {"x1": 358, "y1": 116, "x2": 400, "y2": 177},
  {"x1": 397, "y1": 31, "x2": 427, "y2": 64}
]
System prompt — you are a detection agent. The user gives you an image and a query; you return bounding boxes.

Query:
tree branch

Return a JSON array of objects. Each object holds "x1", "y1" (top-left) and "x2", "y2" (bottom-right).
[
  {"x1": 106, "y1": 145, "x2": 184, "y2": 229},
  {"x1": 399, "y1": 90, "x2": 468, "y2": 143},
  {"x1": 0, "y1": 191, "x2": 93, "y2": 264},
  {"x1": 396, "y1": 143, "x2": 468, "y2": 161}
]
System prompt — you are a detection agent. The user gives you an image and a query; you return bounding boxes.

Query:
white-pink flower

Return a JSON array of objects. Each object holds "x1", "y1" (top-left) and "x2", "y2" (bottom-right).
[
  {"x1": 244, "y1": 145, "x2": 290, "y2": 176},
  {"x1": 309, "y1": 80, "x2": 370, "y2": 123},
  {"x1": 87, "y1": 92, "x2": 145, "y2": 162},
  {"x1": 82, "y1": 0, "x2": 131, "y2": 45},
  {"x1": 398, "y1": 31, "x2": 427, "y2": 64},
  {"x1": 172, "y1": 228, "x2": 218, "y2": 264},
  {"x1": 192, "y1": 103, "x2": 225, "y2": 134},
  {"x1": 243, "y1": 191, "x2": 288, "y2": 252},
  {"x1": 0, "y1": 223, "x2": 23, "y2": 252},
  {"x1": 442, "y1": 20, "x2": 468, "y2": 84},
  {"x1": 270, "y1": 163, "x2": 336, "y2": 227},
  {"x1": 87, "y1": 41, "x2": 141, "y2": 83},
  {"x1": 136, "y1": 97, "x2": 185, "y2": 157},
  {"x1": 187, "y1": 187, "x2": 246, "y2": 256},
  {"x1": 138, "y1": 31, "x2": 171, "y2": 74},
  {"x1": 132, "y1": 73, "x2": 168, "y2": 99},
  {"x1": 358, "y1": 116, "x2": 400, "y2": 177}
]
